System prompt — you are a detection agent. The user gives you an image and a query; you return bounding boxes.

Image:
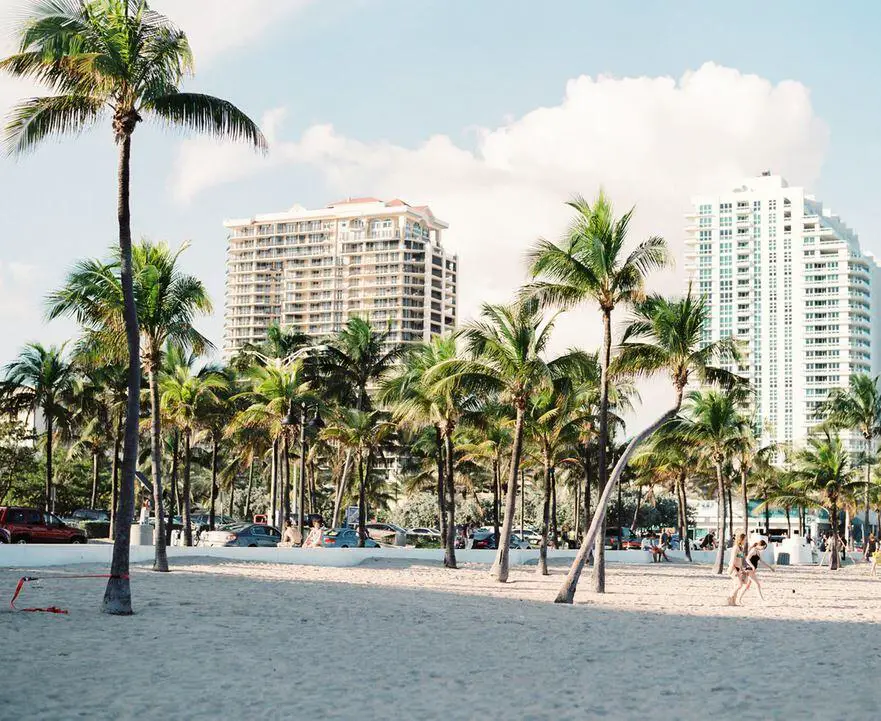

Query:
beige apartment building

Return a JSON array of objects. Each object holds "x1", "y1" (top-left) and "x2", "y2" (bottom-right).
[{"x1": 223, "y1": 197, "x2": 458, "y2": 356}]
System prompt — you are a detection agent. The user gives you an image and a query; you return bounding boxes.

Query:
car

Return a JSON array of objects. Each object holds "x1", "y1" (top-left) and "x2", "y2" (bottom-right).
[
  {"x1": 68, "y1": 508, "x2": 110, "y2": 522},
  {"x1": 605, "y1": 527, "x2": 641, "y2": 550},
  {"x1": 468, "y1": 530, "x2": 529, "y2": 550},
  {"x1": 408, "y1": 527, "x2": 441, "y2": 538},
  {"x1": 322, "y1": 528, "x2": 379, "y2": 548},
  {"x1": 0, "y1": 506, "x2": 88, "y2": 544},
  {"x1": 0, "y1": 527, "x2": 9, "y2": 543},
  {"x1": 189, "y1": 513, "x2": 236, "y2": 532},
  {"x1": 198, "y1": 523, "x2": 282, "y2": 547}
]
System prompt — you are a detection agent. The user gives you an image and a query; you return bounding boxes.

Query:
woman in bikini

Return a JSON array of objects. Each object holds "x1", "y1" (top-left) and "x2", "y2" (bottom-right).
[
  {"x1": 739, "y1": 538, "x2": 775, "y2": 602},
  {"x1": 727, "y1": 533, "x2": 748, "y2": 606}
]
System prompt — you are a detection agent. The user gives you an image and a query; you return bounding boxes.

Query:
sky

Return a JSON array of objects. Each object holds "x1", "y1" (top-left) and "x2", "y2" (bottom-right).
[{"x1": 0, "y1": 0, "x2": 879, "y2": 421}]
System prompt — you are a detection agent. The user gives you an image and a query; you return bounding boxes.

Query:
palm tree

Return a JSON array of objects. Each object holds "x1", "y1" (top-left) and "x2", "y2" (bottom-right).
[
  {"x1": 321, "y1": 317, "x2": 405, "y2": 526},
  {"x1": 1, "y1": 343, "x2": 76, "y2": 512},
  {"x1": 199, "y1": 367, "x2": 236, "y2": 531},
  {"x1": 823, "y1": 374, "x2": 881, "y2": 545},
  {"x1": 2, "y1": 0, "x2": 265, "y2": 613},
  {"x1": 160, "y1": 360, "x2": 226, "y2": 546},
  {"x1": 49, "y1": 240, "x2": 212, "y2": 573},
  {"x1": 320, "y1": 409, "x2": 395, "y2": 546},
  {"x1": 787, "y1": 431, "x2": 859, "y2": 570},
  {"x1": 555, "y1": 287, "x2": 741, "y2": 602},
  {"x1": 430, "y1": 298, "x2": 570, "y2": 582},
  {"x1": 672, "y1": 390, "x2": 749, "y2": 574},
  {"x1": 526, "y1": 191, "x2": 670, "y2": 592}
]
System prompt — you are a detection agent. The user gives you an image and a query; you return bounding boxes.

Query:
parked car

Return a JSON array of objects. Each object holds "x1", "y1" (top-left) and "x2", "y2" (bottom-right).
[
  {"x1": 198, "y1": 523, "x2": 282, "y2": 547},
  {"x1": 67, "y1": 508, "x2": 110, "y2": 523},
  {"x1": 0, "y1": 527, "x2": 9, "y2": 543},
  {"x1": 408, "y1": 527, "x2": 441, "y2": 538},
  {"x1": 468, "y1": 530, "x2": 529, "y2": 550},
  {"x1": 190, "y1": 513, "x2": 236, "y2": 532},
  {"x1": 605, "y1": 527, "x2": 641, "y2": 550},
  {"x1": 0, "y1": 506, "x2": 87, "y2": 544},
  {"x1": 322, "y1": 528, "x2": 379, "y2": 548}
]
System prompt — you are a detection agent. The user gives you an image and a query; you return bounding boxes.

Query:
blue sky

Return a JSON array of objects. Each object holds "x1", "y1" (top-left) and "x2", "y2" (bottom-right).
[{"x1": 0, "y1": 0, "x2": 878, "y2": 369}]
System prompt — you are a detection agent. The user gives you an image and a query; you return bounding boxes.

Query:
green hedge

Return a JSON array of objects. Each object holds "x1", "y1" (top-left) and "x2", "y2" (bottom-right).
[
  {"x1": 405, "y1": 534, "x2": 441, "y2": 549},
  {"x1": 81, "y1": 520, "x2": 110, "y2": 539}
]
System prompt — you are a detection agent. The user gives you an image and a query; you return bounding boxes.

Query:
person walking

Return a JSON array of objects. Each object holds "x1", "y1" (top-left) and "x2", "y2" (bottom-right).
[
  {"x1": 726, "y1": 533, "x2": 749, "y2": 606},
  {"x1": 739, "y1": 539, "x2": 775, "y2": 602},
  {"x1": 864, "y1": 533, "x2": 878, "y2": 563}
]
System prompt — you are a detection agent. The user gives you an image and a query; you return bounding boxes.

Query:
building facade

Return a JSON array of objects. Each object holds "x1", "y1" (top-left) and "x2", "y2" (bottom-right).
[
  {"x1": 223, "y1": 198, "x2": 457, "y2": 356},
  {"x1": 685, "y1": 173, "x2": 881, "y2": 451}
]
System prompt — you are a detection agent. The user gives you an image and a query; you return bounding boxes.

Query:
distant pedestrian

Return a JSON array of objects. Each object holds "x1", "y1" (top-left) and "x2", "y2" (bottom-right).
[
  {"x1": 864, "y1": 534, "x2": 877, "y2": 563},
  {"x1": 139, "y1": 499, "x2": 149, "y2": 525},
  {"x1": 740, "y1": 539, "x2": 775, "y2": 602}
]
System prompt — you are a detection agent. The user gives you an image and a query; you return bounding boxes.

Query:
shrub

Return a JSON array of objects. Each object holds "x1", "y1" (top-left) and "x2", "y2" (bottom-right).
[{"x1": 81, "y1": 520, "x2": 110, "y2": 539}]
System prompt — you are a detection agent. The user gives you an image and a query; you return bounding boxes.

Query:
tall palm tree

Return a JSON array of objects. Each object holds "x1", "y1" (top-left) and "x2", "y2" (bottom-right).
[
  {"x1": 786, "y1": 431, "x2": 860, "y2": 570},
  {"x1": 2, "y1": 0, "x2": 264, "y2": 613},
  {"x1": 49, "y1": 240, "x2": 211, "y2": 572},
  {"x1": 1, "y1": 343, "x2": 76, "y2": 512},
  {"x1": 321, "y1": 317, "x2": 405, "y2": 526},
  {"x1": 160, "y1": 359, "x2": 226, "y2": 546},
  {"x1": 526, "y1": 191, "x2": 670, "y2": 592},
  {"x1": 823, "y1": 374, "x2": 881, "y2": 545},
  {"x1": 430, "y1": 298, "x2": 572, "y2": 582},
  {"x1": 320, "y1": 408, "x2": 395, "y2": 547},
  {"x1": 555, "y1": 286, "x2": 741, "y2": 602},
  {"x1": 199, "y1": 366, "x2": 237, "y2": 531}
]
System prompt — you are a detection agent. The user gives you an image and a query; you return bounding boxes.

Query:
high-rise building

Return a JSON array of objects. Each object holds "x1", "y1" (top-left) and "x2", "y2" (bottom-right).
[
  {"x1": 223, "y1": 197, "x2": 457, "y2": 356},
  {"x1": 685, "y1": 173, "x2": 881, "y2": 450}
]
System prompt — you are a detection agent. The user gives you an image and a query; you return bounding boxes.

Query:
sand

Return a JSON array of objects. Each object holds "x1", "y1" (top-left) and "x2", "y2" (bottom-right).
[{"x1": 2, "y1": 557, "x2": 880, "y2": 720}]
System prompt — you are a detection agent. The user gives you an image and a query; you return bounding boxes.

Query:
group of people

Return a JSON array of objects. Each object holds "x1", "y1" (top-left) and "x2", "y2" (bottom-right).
[
  {"x1": 280, "y1": 518, "x2": 324, "y2": 548},
  {"x1": 727, "y1": 534, "x2": 775, "y2": 606}
]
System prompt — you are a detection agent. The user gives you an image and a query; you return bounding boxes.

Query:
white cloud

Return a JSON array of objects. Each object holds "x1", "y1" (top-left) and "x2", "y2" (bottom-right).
[{"x1": 172, "y1": 62, "x2": 828, "y2": 426}]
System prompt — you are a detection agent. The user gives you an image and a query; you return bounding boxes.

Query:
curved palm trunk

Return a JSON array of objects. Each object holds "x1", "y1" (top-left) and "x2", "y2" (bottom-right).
[
  {"x1": 555, "y1": 402, "x2": 681, "y2": 604},
  {"x1": 209, "y1": 435, "x2": 219, "y2": 531},
  {"x1": 630, "y1": 485, "x2": 643, "y2": 533},
  {"x1": 148, "y1": 364, "x2": 169, "y2": 572},
  {"x1": 594, "y1": 309, "x2": 613, "y2": 593},
  {"x1": 104, "y1": 134, "x2": 140, "y2": 615},
  {"x1": 109, "y1": 421, "x2": 121, "y2": 539},
  {"x1": 90, "y1": 449, "x2": 99, "y2": 510},
  {"x1": 444, "y1": 429, "x2": 457, "y2": 569},
  {"x1": 45, "y1": 411, "x2": 53, "y2": 512},
  {"x1": 537, "y1": 449, "x2": 552, "y2": 576},
  {"x1": 714, "y1": 463, "x2": 727, "y2": 574},
  {"x1": 331, "y1": 450, "x2": 352, "y2": 529},
  {"x1": 740, "y1": 466, "x2": 749, "y2": 538},
  {"x1": 182, "y1": 431, "x2": 193, "y2": 547},
  {"x1": 492, "y1": 404, "x2": 525, "y2": 582}
]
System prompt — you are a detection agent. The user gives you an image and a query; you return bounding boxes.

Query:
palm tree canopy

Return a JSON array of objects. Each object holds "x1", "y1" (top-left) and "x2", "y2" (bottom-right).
[
  {"x1": 1, "y1": 0, "x2": 266, "y2": 155},
  {"x1": 788, "y1": 430, "x2": 861, "y2": 509},
  {"x1": 671, "y1": 389, "x2": 750, "y2": 465},
  {"x1": 615, "y1": 286, "x2": 743, "y2": 395},
  {"x1": 320, "y1": 408, "x2": 395, "y2": 461},
  {"x1": 47, "y1": 239, "x2": 213, "y2": 365},
  {"x1": 524, "y1": 190, "x2": 670, "y2": 312},
  {"x1": 160, "y1": 358, "x2": 227, "y2": 435},
  {"x1": 0, "y1": 342, "x2": 76, "y2": 421},
  {"x1": 230, "y1": 357, "x2": 313, "y2": 440},
  {"x1": 822, "y1": 373, "x2": 881, "y2": 440}
]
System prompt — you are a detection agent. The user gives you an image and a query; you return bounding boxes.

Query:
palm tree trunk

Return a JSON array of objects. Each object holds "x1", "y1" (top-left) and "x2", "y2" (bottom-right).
[
  {"x1": 208, "y1": 435, "x2": 219, "y2": 531},
  {"x1": 593, "y1": 309, "x2": 613, "y2": 594},
  {"x1": 167, "y1": 431, "x2": 178, "y2": 546},
  {"x1": 630, "y1": 485, "x2": 643, "y2": 533},
  {"x1": 785, "y1": 506, "x2": 791, "y2": 536},
  {"x1": 583, "y1": 445, "x2": 592, "y2": 545},
  {"x1": 109, "y1": 420, "x2": 121, "y2": 539},
  {"x1": 435, "y1": 425, "x2": 447, "y2": 549},
  {"x1": 830, "y1": 500, "x2": 840, "y2": 570},
  {"x1": 182, "y1": 431, "x2": 193, "y2": 547},
  {"x1": 573, "y1": 470, "x2": 581, "y2": 545},
  {"x1": 282, "y1": 434, "x2": 290, "y2": 528},
  {"x1": 357, "y1": 454, "x2": 366, "y2": 548},
  {"x1": 866, "y1": 437, "x2": 873, "y2": 545},
  {"x1": 492, "y1": 403, "x2": 526, "y2": 582},
  {"x1": 764, "y1": 492, "x2": 770, "y2": 536},
  {"x1": 726, "y1": 482, "x2": 734, "y2": 547},
  {"x1": 148, "y1": 363, "x2": 169, "y2": 572},
  {"x1": 537, "y1": 450, "x2": 551, "y2": 576},
  {"x1": 492, "y1": 459, "x2": 500, "y2": 547},
  {"x1": 104, "y1": 133, "x2": 140, "y2": 615},
  {"x1": 90, "y1": 449, "x2": 99, "y2": 510},
  {"x1": 331, "y1": 449, "x2": 352, "y2": 529},
  {"x1": 555, "y1": 403, "x2": 682, "y2": 604},
  {"x1": 714, "y1": 463, "x2": 726, "y2": 574},
  {"x1": 678, "y1": 473, "x2": 692, "y2": 562},
  {"x1": 269, "y1": 437, "x2": 278, "y2": 527},
  {"x1": 444, "y1": 428, "x2": 457, "y2": 569},
  {"x1": 45, "y1": 410, "x2": 53, "y2": 512},
  {"x1": 244, "y1": 460, "x2": 254, "y2": 519},
  {"x1": 550, "y1": 466, "x2": 559, "y2": 548},
  {"x1": 740, "y1": 466, "x2": 749, "y2": 538},
  {"x1": 228, "y1": 476, "x2": 235, "y2": 517}
]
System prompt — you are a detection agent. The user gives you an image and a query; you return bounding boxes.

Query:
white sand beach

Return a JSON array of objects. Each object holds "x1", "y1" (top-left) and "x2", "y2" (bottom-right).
[{"x1": 2, "y1": 558, "x2": 880, "y2": 720}]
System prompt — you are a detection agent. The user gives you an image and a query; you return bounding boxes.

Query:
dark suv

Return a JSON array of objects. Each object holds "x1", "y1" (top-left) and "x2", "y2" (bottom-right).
[{"x1": 0, "y1": 507, "x2": 88, "y2": 544}]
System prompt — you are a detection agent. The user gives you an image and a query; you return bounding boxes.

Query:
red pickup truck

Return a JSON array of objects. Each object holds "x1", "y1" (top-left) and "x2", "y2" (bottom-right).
[{"x1": 0, "y1": 507, "x2": 87, "y2": 544}]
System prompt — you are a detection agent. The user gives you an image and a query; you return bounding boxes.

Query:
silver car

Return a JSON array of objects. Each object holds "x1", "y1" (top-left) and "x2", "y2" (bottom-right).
[{"x1": 199, "y1": 523, "x2": 282, "y2": 547}]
